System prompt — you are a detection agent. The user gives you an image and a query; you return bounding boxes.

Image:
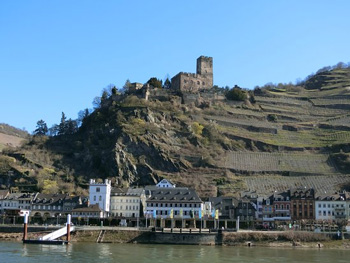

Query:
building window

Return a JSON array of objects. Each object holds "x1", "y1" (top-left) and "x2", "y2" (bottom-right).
[
  {"x1": 99, "y1": 196, "x2": 102, "y2": 201},
  {"x1": 96, "y1": 187, "x2": 100, "y2": 192}
]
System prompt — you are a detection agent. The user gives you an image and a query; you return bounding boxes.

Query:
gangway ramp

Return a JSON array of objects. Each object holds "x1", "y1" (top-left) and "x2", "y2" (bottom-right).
[{"x1": 40, "y1": 226, "x2": 75, "y2": 241}]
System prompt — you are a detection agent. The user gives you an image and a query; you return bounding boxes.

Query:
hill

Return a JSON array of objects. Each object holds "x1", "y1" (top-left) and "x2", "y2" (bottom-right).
[{"x1": 1, "y1": 67, "x2": 350, "y2": 197}]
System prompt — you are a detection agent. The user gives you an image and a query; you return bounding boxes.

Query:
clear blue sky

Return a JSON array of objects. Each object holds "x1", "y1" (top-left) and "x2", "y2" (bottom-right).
[{"x1": 1, "y1": 0, "x2": 350, "y2": 133}]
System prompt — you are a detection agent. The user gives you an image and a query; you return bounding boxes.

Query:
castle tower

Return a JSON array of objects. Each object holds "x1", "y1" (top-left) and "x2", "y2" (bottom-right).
[
  {"x1": 196, "y1": 56, "x2": 213, "y2": 80},
  {"x1": 89, "y1": 179, "x2": 111, "y2": 216}
]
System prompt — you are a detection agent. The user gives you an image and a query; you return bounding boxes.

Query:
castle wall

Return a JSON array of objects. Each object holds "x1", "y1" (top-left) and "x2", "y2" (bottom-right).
[
  {"x1": 171, "y1": 73, "x2": 212, "y2": 93},
  {"x1": 171, "y1": 56, "x2": 213, "y2": 92}
]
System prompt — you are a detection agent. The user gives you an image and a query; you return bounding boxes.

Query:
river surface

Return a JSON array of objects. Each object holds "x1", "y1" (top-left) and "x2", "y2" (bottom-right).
[{"x1": 0, "y1": 241, "x2": 349, "y2": 263}]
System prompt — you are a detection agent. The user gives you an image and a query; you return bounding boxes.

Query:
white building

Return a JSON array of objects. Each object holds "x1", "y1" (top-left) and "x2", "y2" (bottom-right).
[
  {"x1": 89, "y1": 179, "x2": 111, "y2": 217},
  {"x1": 315, "y1": 192, "x2": 348, "y2": 222}
]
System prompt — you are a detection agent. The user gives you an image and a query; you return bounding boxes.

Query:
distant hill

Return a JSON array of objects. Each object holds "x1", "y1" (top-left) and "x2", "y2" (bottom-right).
[
  {"x1": 0, "y1": 123, "x2": 29, "y2": 138},
  {"x1": 1, "y1": 67, "x2": 350, "y2": 196},
  {"x1": 0, "y1": 124, "x2": 29, "y2": 151}
]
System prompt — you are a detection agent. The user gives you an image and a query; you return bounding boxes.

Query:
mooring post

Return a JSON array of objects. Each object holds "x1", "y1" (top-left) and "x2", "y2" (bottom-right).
[
  {"x1": 23, "y1": 214, "x2": 28, "y2": 241},
  {"x1": 66, "y1": 214, "x2": 71, "y2": 242}
]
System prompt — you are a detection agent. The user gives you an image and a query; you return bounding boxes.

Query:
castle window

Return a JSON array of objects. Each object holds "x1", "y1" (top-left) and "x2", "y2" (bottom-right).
[{"x1": 197, "y1": 81, "x2": 200, "y2": 85}]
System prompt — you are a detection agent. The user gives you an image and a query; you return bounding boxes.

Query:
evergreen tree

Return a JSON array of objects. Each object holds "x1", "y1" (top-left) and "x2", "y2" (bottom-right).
[
  {"x1": 111, "y1": 86, "x2": 118, "y2": 95},
  {"x1": 58, "y1": 112, "x2": 67, "y2": 135},
  {"x1": 78, "y1": 108, "x2": 91, "y2": 126},
  {"x1": 34, "y1": 119, "x2": 48, "y2": 136},
  {"x1": 66, "y1": 119, "x2": 78, "y2": 134},
  {"x1": 163, "y1": 77, "x2": 171, "y2": 89}
]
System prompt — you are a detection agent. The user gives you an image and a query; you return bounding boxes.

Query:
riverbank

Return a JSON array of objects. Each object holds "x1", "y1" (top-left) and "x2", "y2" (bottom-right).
[{"x1": 1, "y1": 226, "x2": 349, "y2": 249}]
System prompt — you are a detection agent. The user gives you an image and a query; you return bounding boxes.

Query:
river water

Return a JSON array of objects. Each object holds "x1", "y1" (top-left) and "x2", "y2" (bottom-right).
[{"x1": 0, "y1": 241, "x2": 349, "y2": 263}]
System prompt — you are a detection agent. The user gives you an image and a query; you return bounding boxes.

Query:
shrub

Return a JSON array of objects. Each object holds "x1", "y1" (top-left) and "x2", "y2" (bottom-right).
[
  {"x1": 267, "y1": 114, "x2": 278, "y2": 122},
  {"x1": 226, "y1": 85, "x2": 247, "y2": 101},
  {"x1": 192, "y1": 122, "x2": 204, "y2": 136}
]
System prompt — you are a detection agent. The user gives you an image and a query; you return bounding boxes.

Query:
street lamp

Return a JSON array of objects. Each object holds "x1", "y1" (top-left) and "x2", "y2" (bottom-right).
[{"x1": 57, "y1": 213, "x2": 61, "y2": 225}]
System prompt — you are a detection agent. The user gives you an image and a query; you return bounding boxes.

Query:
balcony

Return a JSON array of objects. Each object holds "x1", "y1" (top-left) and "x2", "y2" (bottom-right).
[
  {"x1": 262, "y1": 217, "x2": 274, "y2": 222},
  {"x1": 334, "y1": 214, "x2": 346, "y2": 219},
  {"x1": 274, "y1": 216, "x2": 291, "y2": 221},
  {"x1": 274, "y1": 209, "x2": 290, "y2": 212}
]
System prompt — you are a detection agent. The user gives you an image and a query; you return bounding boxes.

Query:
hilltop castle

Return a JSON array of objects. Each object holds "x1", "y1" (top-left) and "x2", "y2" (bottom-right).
[
  {"x1": 126, "y1": 56, "x2": 220, "y2": 104},
  {"x1": 171, "y1": 56, "x2": 213, "y2": 93}
]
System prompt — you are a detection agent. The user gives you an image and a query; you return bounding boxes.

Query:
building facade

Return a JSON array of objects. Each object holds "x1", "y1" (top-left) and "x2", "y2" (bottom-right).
[
  {"x1": 209, "y1": 196, "x2": 237, "y2": 219},
  {"x1": 235, "y1": 198, "x2": 256, "y2": 223},
  {"x1": 262, "y1": 195, "x2": 274, "y2": 225},
  {"x1": 273, "y1": 190, "x2": 291, "y2": 221},
  {"x1": 31, "y1": 193, "x2": 67, "y2": 218},
  {"x1": 315, "y1": 192, "x2": 348, "y2": 222},
  {"x1": 0, "y1": 192, "x2": 36, "y2": 216},
  {"x1": 146, "y1": 188, "x2": 202, "y2": 219},
  {"x1": 290, "y1": 188, "x2": 315, "y2": 221},
  {"x1": 110, "y1": 188, "x2": 146, "y2": 218}
]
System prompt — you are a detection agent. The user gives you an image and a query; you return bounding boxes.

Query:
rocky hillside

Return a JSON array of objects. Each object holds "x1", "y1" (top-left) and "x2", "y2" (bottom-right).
[{"x1": 1, "y1": 67, "x2": 350, "y2": 197}]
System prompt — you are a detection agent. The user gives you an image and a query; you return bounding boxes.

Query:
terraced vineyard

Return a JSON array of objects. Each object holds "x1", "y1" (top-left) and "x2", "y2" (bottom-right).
[
  {"x1": 325, "y1": 115, "x2": 350, "y2": 127},
  {"x1": 255, "y1": 96, "x2": 311, "y2": 107},
  {"x1": 310, "y1": 98, "x2": 350, "y2": 107},
  {"x1": 220, "y1": 152, "x2": 336, "y2": 174},
  {"x1": 243, "y1": 174, "x2": 350, "y2": 195},
  {"x1": 204, "y1": 115, "x2": 279, "y2": 130}
]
